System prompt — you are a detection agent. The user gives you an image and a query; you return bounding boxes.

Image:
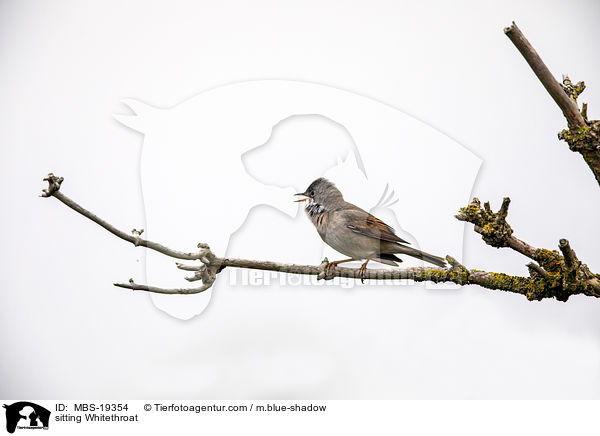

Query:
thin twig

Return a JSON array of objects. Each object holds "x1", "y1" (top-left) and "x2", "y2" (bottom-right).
[
  {"x1": 114, "y1": 280, "x2": 213, "y2": 295},
  {"x1": 44, "y1": 175, "x2": 212, "y2": 262}
]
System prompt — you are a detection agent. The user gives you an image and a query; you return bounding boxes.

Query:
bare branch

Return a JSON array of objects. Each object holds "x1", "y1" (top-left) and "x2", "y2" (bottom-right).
[
  {"x1": 42, "y1": 173, "x2": 213, "y2": 262},
  {"x1": 114, "y1": 280, "x2": 213, "y2": 295},
  {"x1": 581, "y1": 103, "x2": 588, "y2": 122},
  {"x1": 505, "y1": 22, "x2": 600, "y2": 188},
  {"x1": 558, "y1": 239, "x2": 577, "y2": 270},
  {"x1": 176, "y1": 263, "x2": 202, "y2": 271},
  {"x1": 526, "y1": 262, "x2": 548, "y2": 279},
  {"x1": 558, "y1": 239, "x2": 600, "y2": 296},
  {"x1": 504, "y1": 21, "x2": 585, "y2": 130}
]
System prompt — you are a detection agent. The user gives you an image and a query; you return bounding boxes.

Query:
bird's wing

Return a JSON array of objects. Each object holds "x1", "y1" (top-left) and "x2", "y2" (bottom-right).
[{"x1": 343, "y1": 208, "x2": 410, "y2": 245}]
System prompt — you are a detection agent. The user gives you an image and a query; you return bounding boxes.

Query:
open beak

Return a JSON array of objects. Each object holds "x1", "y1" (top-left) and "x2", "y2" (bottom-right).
[{"x1": 294, "y1": 192, "x2": 308, "y2": 202}]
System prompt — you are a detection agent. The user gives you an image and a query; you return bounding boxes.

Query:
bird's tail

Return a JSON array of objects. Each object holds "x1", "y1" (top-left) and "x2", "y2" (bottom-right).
[{"x1": 393, "y1": 245, "x2": 446, "y2": 267}]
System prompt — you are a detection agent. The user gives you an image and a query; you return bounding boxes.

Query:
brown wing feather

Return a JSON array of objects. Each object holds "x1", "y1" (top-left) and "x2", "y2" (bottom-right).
[{"x1": 345, "y1": 209, "x2": 410, "y2": 245}]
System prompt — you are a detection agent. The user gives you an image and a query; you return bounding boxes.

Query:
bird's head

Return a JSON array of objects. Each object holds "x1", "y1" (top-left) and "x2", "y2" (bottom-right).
[{"x1": 294, "y1": 178, "x2": 344, "y2": 214}]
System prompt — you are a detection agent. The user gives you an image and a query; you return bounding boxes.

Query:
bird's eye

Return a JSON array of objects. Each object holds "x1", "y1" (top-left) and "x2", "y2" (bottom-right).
[{"x1": 310, "y1": 190, "x2": 315, "y2": 197}]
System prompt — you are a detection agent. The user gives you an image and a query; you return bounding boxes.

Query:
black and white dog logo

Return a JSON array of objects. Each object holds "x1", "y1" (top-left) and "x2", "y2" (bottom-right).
[{"x1": 3, "y1": 402, "x2": 50, "y2": 433}]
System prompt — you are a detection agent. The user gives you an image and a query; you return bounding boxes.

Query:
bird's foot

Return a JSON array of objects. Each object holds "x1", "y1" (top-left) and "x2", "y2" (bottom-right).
[
  {"x1": 320, "y1": 258, "x2": 356, "y2": 280},
  {"x1": 324, "y1": 261, "x2": 338, "y2": 275},
  {"x1": 358, "y1": 262, "x2": 368, "y2": 283}
]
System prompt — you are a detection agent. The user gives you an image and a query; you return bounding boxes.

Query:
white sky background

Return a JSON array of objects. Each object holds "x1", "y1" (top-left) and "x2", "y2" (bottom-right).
[{"x1": 1, "y1": 0, "x2": 600, "y2": 399}]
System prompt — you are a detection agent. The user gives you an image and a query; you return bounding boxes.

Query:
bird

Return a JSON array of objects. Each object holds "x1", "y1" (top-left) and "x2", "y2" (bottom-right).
[{"x1": 295, "y1": 178, "x2": 446, "y2": 282}]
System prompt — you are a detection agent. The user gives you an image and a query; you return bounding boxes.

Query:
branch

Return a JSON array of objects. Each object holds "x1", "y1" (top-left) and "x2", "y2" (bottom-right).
[
  {"x1": 41, "y1": 174, "x2": 600, "y2": 301},
  {"x1": 526, "y1": 262, "x2": 548, "y2": 279},
  {"x1": 457, "y1": 197, "x2": 600, "y2": 300},
  {"x1": 504, "y1": 21, "x2": 585, "y2": 130},
  {"x1": 456, "y1": 197, "x2": 537, "y2": 259},
  {"x1": 114, "y1": 280, "x2": 213, "y2": 295},
  {"x1": 42, "y1": 175, "x2": 213, "y2": 262},
  {"x1": 505, "y1": 21, "x2": 600, "y2": 187}
]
